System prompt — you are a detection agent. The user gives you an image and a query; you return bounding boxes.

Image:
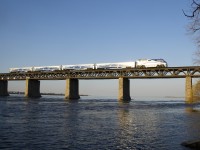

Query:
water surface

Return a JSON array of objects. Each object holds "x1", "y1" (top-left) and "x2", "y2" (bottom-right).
[{"x1": 0, "y1": 95, "x2": 200, "y2": 149}]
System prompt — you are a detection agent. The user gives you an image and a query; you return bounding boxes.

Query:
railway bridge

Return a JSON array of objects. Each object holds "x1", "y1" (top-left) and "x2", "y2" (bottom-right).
[{"x1": 0, "y1": 66, "x2": 200, "y2": 103}]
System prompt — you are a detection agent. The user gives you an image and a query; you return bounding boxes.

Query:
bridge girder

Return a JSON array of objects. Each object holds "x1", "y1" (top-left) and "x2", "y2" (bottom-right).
[{"x1": 0, "y1": 66, "x2": 200, "y2": 80}]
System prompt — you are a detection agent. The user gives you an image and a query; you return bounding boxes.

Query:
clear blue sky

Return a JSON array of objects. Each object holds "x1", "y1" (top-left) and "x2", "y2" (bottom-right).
[{"x1": 0, "y1": 0, "x2": 197, "y2": 98}]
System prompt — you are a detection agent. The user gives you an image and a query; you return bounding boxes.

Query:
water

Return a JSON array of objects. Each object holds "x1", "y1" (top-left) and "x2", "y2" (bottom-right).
[{"x1": 0, "y1": 95, "x2": 200, "y2": 150}]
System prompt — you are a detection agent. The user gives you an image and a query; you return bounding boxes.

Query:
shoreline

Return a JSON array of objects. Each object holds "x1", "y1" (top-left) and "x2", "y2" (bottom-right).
[{"x1": 8, "y1": 91, "x2": 88, "y2": 96}]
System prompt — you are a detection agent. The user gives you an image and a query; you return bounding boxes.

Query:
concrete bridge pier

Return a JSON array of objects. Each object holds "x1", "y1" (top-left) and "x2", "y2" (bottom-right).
[
  {"x1": 0, "y1": 80, "x2": 9, "y2": 96},
  {"x1": 25, "y1": 79, "x2": 41, "y2": 98},
  {"x1": 118, "y1": 78, "x2": 131, "y2": 101},
  {"x1": 65, "y1": 78, "x2": 80, "y2": 100},
  {"x1": 185, "y1": 76, "x2": 193, "y2": 103}
]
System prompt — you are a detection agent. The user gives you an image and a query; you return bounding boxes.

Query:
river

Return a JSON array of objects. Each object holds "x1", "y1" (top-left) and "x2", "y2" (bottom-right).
[{"x1": 0, "y1": 95, "x2": 200, "y2": 149}]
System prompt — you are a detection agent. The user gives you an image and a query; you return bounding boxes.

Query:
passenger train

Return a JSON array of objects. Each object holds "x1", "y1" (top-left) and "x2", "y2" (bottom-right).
[{"x1": 9, "y1": 59, "x2": 168, "y2": 73}]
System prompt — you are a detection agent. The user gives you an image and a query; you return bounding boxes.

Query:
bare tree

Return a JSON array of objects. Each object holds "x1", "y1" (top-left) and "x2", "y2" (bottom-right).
[
  {"x1": 183, "y1": 0, "x2": 200, "y2": 64},
  {"x1": 193, "y1": 50, "x2": 200, "y2": 64},
  {"x1": 183, "y1": 0, "x2": 200, "y2": 102},
  {"x1": 183, "y1": 0, "x2": 200, "y2": 33}
]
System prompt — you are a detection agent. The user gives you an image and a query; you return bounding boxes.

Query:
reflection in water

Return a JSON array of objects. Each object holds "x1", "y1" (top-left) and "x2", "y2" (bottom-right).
[
  {"x1": 117, "y1": 102, "x2": 164, "y2": 149},
  {"x1": 185, "y1": 105, "x2": 200, "y2": 113},
  {"x1": 184, "y1": 105, "x2": 200, "y2": 144},
  {"x1": 117, "y1": 103, "x2": 136, "y2": 149}
]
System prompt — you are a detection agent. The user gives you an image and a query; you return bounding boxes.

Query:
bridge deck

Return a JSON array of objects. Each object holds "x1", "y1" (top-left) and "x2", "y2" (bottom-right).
[{"x1": 0, "y1": 66, "x2": 200, "y2": 80}]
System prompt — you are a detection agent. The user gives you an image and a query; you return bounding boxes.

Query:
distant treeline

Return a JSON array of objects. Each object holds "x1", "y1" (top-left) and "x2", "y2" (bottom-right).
[{"x1": 9, "y1": 91, "x2": 88, "y2": 96}]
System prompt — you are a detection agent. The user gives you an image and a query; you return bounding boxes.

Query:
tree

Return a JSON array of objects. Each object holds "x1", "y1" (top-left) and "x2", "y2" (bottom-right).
[
  {"x1": 183, "y1": 0, "x2": 200, "y2": 102},
  {"x1": 183, "y1": 0, "x2": 200, "y2": 33},
  {"x1": 183, "y1": 0, "x2": 200, "y2": 64}
]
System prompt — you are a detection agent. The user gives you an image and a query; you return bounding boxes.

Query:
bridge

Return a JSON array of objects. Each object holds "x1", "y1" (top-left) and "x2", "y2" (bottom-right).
[{"x1": 0, "y1": 66, "x2": 200, "y2": 103}]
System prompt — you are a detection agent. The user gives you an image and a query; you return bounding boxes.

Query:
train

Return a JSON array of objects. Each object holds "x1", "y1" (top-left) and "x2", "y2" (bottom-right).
[{"x1": 9, "y1": 59, "x2": 168, "y2": 73}]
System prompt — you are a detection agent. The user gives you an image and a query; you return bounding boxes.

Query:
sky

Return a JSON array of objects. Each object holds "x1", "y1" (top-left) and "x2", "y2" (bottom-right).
[{"x1": 0, "y1": 0, "x2": 197, "y2": 98}]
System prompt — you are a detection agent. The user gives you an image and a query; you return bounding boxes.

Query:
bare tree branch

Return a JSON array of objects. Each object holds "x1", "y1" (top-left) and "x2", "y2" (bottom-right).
[
  {"x1": 192, "y1": 0, "x2": 200, "y2": 7},
  {"x1": 183, "y1": 7, "x2": 199, "y2": 18},
  {"x1": 184, "y1": 0, "x2": 200, "y2": 64},
  {"x1": 183, "y1": 0, "x2": 200, "y2": 33}
]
